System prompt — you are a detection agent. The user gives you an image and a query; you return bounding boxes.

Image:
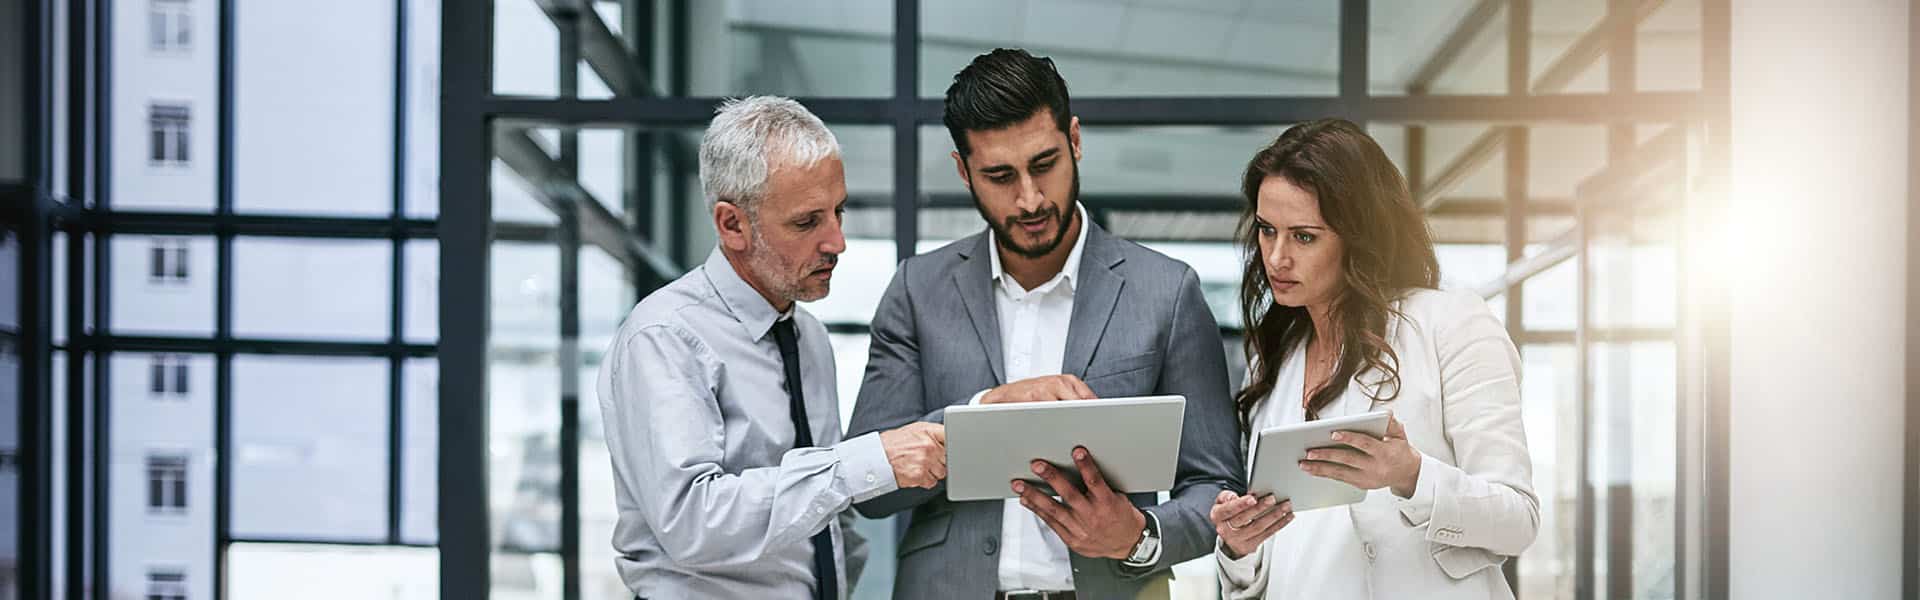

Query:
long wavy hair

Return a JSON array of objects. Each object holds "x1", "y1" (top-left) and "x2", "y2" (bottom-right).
[{"x1": 1234, "y1": 119, "x2": 1440, "y2": 430}]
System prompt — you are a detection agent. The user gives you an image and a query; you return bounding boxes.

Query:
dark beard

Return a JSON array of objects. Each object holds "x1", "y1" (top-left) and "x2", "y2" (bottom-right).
[{"x1": 973, "y1": 160, "x2": 1081, "y2": 259}]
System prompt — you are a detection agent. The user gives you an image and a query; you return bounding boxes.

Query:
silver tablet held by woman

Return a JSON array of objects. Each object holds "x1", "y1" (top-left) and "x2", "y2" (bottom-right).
[{"x1": 1247, "y1": 410, "x2": 1392, "y2": 512}]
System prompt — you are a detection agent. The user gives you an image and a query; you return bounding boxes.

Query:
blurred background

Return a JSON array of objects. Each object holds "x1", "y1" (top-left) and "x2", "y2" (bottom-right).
[{"x1": 1, "y1": 0, "x2": 1914, "y2": 599}]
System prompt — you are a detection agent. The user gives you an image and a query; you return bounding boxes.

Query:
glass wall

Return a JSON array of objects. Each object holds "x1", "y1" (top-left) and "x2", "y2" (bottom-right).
[
  {"x1": 448, "y1": 2, "x2": 1715, "y2": 600},
  {"x1": 11, "y1": 1, "x2": 1723, "y2": 600}
]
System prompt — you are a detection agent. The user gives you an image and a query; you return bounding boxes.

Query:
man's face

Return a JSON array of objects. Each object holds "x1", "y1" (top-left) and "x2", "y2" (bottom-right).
[
  {"x1": 736, "y1": 156, "x2": 848, "y2": 305},
  {"x1": 953, "y1": 109, "x2": 1082, "y2": 259}
]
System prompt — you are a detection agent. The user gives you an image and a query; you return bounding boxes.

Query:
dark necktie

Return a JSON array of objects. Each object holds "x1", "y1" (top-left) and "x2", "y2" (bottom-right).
[{"x1": 771, "y1": 318, "x2": 837, "y2": 600}]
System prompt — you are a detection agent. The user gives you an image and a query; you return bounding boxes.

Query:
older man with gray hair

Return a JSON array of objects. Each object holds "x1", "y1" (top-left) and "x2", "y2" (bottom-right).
[{"x1": 597, "y1": 96, "x2": 948, "y2": 600}]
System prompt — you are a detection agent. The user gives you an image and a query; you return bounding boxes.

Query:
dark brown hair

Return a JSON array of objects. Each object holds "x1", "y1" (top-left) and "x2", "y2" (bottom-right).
[
  {"x1": 942, "y1": 48, "x2": 1072, "y2": 157},
  {"x1": 1234, "y1": 119, "x2": 1440, "y2": 429}
]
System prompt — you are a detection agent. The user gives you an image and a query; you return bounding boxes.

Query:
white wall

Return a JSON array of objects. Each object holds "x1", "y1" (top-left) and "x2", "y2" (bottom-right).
[
  {"x1": 1728, "y1": 1, "x2": 1908, "y2": 598},
  {"x1": 110, "y1": 0, "x2": 218, "y2": 211},
  {"x1": 109, "y1": 353, "x2": 216, "y2": 600}
]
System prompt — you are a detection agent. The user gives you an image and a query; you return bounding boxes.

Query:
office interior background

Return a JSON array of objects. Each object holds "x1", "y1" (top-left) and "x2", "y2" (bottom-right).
[{"x1": 1, "y1": 0, "x2": 1915, "y2": 599}]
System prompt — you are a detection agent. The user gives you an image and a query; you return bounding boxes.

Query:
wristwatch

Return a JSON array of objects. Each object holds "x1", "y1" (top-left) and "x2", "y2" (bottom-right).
[{"x1": 1122, "y1": 510, "x2": 1163, "y2": 567}]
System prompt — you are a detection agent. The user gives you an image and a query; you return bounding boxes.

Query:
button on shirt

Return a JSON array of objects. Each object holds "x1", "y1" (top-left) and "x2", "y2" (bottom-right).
[
  {"x1": 971, "y1": 204, "x2": 1090, "y2": 591},
  {"x1": 596, "y1": 249, "x2": 900, "y2": 599}
]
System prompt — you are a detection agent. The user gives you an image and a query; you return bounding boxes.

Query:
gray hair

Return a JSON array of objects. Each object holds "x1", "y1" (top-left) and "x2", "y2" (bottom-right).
[{"x1": 698, "y1": 96, "x2": 841, "y2": 215}]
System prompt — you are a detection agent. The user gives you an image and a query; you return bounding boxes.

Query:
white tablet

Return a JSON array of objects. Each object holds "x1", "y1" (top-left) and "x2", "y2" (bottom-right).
[
  {"x1": 943, "y1": 395, "x2": 1186, "y2": 502},
  {"x1": 1247, "y1": 410, "x2": 1392, "y2": 512}
]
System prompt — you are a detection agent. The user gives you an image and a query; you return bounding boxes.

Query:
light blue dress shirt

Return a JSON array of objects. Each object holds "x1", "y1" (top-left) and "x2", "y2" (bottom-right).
[{"x1": 596, "y1": 248, "x2": 899, "y2": 599}]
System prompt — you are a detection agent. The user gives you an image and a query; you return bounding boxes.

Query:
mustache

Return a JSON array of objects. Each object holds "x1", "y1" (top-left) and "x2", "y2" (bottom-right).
[
  {"x1": 1004, "y1": 205, "x2": 1059, "y2": 227},
  {"x1": 809, "y1": 253, "x2": 839, "y2": 271}
]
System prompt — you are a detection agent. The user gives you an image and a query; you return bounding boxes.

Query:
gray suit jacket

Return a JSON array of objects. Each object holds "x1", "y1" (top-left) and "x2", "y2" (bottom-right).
[{"x1": 847, "y1": 223, "x2": 1245, "y2": 599}]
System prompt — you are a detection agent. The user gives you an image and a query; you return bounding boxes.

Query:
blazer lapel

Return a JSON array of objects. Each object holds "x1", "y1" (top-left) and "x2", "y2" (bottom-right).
[
  {"x1": 1062, "y1": 224, "x2": 1125, "y2": 380},
  {"x1": 953, "y1": 235, "x2": 1007, "y2": 385}
]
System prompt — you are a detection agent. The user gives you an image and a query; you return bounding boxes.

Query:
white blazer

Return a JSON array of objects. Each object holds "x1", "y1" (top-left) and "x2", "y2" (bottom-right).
[{"x1": 1217, "y1": 288, "x2": 1539, "y2": 600}]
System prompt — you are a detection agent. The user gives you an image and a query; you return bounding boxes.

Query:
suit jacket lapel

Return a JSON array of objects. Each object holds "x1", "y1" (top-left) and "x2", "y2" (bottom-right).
[
  {"x1": 1063, "y1": 224, "x2": 1125, "y2": 380},
  {"x1": 953, "y1": 235, "x2": 1007, "y2": 385}
]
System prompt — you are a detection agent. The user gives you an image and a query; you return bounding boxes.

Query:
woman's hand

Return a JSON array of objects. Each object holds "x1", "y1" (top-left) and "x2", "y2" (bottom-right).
[
  {"x1": 1211, "y1": 490, "x2": 1294, "y2": 559},
  {"x1": 1298, "y1": 413, "x2": 1423, "y2": 498}
]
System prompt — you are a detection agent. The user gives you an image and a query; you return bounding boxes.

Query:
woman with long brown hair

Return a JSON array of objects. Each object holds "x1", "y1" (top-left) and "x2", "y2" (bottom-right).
[{"x1": 1209, "y1": 119, "x2": 1538, "y2": 599}]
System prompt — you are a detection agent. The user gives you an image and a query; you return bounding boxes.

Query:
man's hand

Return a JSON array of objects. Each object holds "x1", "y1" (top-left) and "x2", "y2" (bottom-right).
[
  {"x1": 980, "y1": 374, "x2": 1096, "y2": 405},
  {"x1": 1012, "y1": 446, "x2": 1146, "y2": 560},
  {"x1": 879, "y1": 422, "x2": 947, "y2": 489}
]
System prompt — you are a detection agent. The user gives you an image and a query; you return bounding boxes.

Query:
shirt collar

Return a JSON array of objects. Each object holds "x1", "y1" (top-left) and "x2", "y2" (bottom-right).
[
  {"x1": 701, "y1": 248, "x2": 794, "y2": 341},
  {"x1": 987, "y1": 202, "x2": 1091, "y2": 294}
]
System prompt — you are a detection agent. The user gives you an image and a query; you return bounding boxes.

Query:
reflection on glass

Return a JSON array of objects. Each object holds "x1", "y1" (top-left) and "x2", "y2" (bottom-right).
[
  {"x1": 230, "y1": 355, "x2": 390, "y2": 542},
  {"x1": 922, "y1": 0, "x2": 1337, "y2": 97}
]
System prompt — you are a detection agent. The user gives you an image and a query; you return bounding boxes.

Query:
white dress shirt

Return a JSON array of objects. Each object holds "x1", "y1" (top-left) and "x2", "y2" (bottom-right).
[
  {"x1": 597, "y1": 249, "x2": 901, "y2": 599},
  {"x1": 967, "y1": 204, "x2": 1091, "y2": 591},
  {"x1": 1219, "y1": 339, "x2": 1372, "y2": 599}
]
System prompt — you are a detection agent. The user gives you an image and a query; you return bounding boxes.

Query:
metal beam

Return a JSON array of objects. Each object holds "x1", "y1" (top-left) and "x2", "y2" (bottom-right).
[
  {"x1": 98, "y1": 212, "x2": 437, "y2": 238},
  {"x1": 1418, "y1": 128, "x2": 1509, "y2": 210},
  {"x1": 478, "y1": 92, "x2": 1710, "y2": 129},
  {"x1": 494, "y1": 126, "x2": 680, "y2": 282},
  {"x1": 439, "y1": 0, "x2": 492, "y2": 594},
  {"x1": 1407, "y1": 0, "x2": 1506, "y2": 94},
  {"x1": 1530, "y1": 0, "x2": 1667, "y2": 94},
  {"x1": 534, "y1": 0, "x2": 646, "y2": 96}
]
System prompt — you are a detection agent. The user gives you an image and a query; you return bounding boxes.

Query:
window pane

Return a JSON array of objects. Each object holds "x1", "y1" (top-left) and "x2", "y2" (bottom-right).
[
  {"x1": 109, "y1": 352, "x2": 215, "y2": 600},
  {"x1": 493, "y1": 0, "x2": 894, "y2": 98},
  {"x1": 232, "y1": 0, "x2": 395, "y2": 216},
  {"x1": 230, "y1": 355, "x2": 389, "y2": 541},
  {"x1": 1638, "y1": 0, "x2": 1701, "y2": 91},
  {"x1": 1370, "y1": 0, "x2": 1508, "y2": 95},
  {"x1": 1519, "y1": 344, "x2": 1578, "y2": 599},
  {"x1": 1531, "y1": 0, "x2": 1609, "y2": 94},
  {"x1": 922, "y1": 0, "x2": 1337, "y2": 97},
  {"x1": 232, "y1": 237, "x2": 392, "y2": 341},
  {"x1": 111, "y1": 236, "x2": 215, "y2": 337},
  {"x1": 401, "y1": 358, "x2": 437, "y2": 545},
  {"x1": 404, "y1": 240, "x2": 438, "y2": 343},
  {"x1": 490, "y1": 233, "x2": 561, "y2": 554},
  {"x1": 228, "y1": 543, "x2": 437, "y2": 599},
  {"x1": 404, "y1": 0, "x2": 440, "y2": 218},
  {"x1": 1591, "y1": 341, "x2": 1678, "y2": 600}
]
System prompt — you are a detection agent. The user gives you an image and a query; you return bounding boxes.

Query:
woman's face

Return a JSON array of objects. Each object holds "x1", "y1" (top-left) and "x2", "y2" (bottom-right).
[{"x1": 1254, "y1": 175, "x2": 1346, "y2": 310}]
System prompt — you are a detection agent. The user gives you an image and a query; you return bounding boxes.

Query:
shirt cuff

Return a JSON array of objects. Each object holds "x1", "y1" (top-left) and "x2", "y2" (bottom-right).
[
  {"x1": 1396, "y1": 452, "x2": 1448, "y2": 527},
  {"x1": 835, "y1": 432, "x2": 900, "y2": 503},
  {"x1": 1215, "y1": 538, "x2": 1264, "y2": 585},
  {"x1": 966, "y1": 389, "x2": 989, "y2": 406}
]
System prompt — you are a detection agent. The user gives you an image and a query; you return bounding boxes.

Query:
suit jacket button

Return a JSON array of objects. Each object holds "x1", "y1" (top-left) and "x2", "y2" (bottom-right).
[{"x1": 984, "y1": 537, "x2": 998, "y2": 555}]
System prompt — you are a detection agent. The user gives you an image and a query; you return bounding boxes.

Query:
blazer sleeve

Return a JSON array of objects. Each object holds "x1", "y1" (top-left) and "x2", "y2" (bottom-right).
[
  {"x1": 1393, "y1": 290, "x2": 1541, "y2": 574},
  {"x1": 846, "y1": 260, "x2": 949, "y2": 518}
]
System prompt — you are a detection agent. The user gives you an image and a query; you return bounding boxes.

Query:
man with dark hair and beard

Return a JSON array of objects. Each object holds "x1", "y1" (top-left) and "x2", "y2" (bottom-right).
[{"x1": 847, "y1": 49, "x2": 1244, "y2": 599}]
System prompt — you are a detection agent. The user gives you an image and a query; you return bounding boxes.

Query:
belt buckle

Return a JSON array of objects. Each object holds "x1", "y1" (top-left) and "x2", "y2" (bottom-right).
[{"x1": 1004, "y1": 591, "x2": 1058, "y2": 600}]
